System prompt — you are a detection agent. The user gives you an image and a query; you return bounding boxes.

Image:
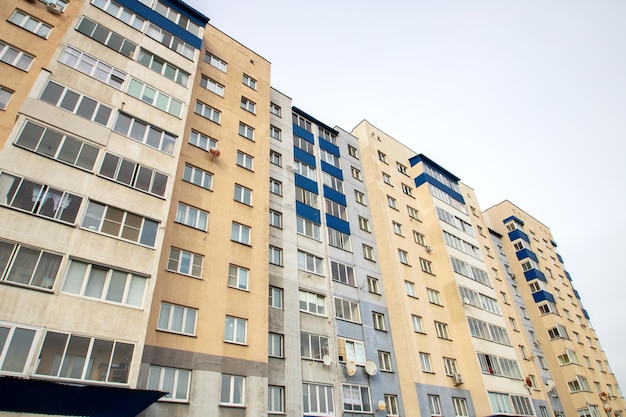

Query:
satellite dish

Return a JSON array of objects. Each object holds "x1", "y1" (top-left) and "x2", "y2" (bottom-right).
[
  {"x1": 525, "y1": 376, "x2": 533, "y2": 387},
  {"x1": 346, "y1": 360, "x2": 357, "y2": 376},
  {"x1": 365, "y1": 360, "x2": 378, "y2": 376},
  {"x1": 377, "y1": 400, "x2": 387, "y2": 411},
  {"x1": 322, "y1": 354, "x2": 332, "y2": 366},
  {"x1": 546, "y1": 379, "x2": 555, "y2": 390}
]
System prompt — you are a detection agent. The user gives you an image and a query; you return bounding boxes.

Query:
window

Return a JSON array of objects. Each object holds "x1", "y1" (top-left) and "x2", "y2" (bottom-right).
[
  {"x1": 398, "y1": 249, "x2": 409, "y2": 265},
  {"x1": 113, "y1": 112, "x2": 176, "y2": 154},
  {"x1": 348, "y1": 145, "x2": 358, "y2": 158},
  {"x1": 362, "y1": 244, "x2": 375, "y2": 261},
  {"x1": 468, "y1": 318, "x2": 512, "y2": 345},
  {"x1": 412, "y1": 315, "x2": 425, "y2": 333},
  {"x1": 137, "y1": 48, "x2": 188, "y2": 86},
  {"x1": 175, "y1": 203, "x2": 208, "y2": 231},
  {"x1": 303, "y1": 383, "x2": 334, "y2": 415},
  {"x1": 292, "y1": 113, "x2": 312, "y2": 131},
  {"x1": 298, "y1": 250, "x2": 323, "y2": 274},
  {"x1": 82, "y1": 201, "x2": 158, "y2": 247},
  {"x1": 238, "y1": 122, "x2": 255, "y2": 141},
  {"x1": 269, "y1": 209, "x2": 282, "y2": 228},
  {"x1": 331, "y1": 261, "x2": 355, "y2": 286},
  {"x1": 420, "y1": 352, "x2": 433, "y2": 372},
  {"x1": 453, "y1": 397, "x2": 469, "y2": 417},
  {"x1": 270, "y1": 125, "x2": 281, "y2": 140},
  {"x1": 58, "y1": 43, "x2": 125, "y2": 88},
  {"x1": 199, "y1": 75, "x2": 224, "y2": 96},
  {"x1": 293, "y1": 135, "x2": 314, "y2": 154},
  {"x1": 269, "y1": 287, "x2": 283, "y2": 309},
  {"x1": 35, "y1": 331, "x2": 133, "y2": 383},
  {"x1": 167, "y1": 247, "x2": 203, "y2": 278},
  {"x1": 268, "y1": 386, "x2": 284, "y2": 413},
  {"x1": 188, "y1": 129, "x2": 216, "y2": 153},
  {"x1": 268, "y1": 333, "x2": 284, "y2": 358},
  {"x1": 387, "y1": 196, "x2": 397, "y2": 209},
  {"x1": 269, "y1": 178, "x2": 282, "y2": 196},
  {"x1": 402, "y1": 183, "x2": 413, "y2": 196},
  {"x1": 231, "y1": 222, "x2": 251, "y2": 245},
  {"x1": 444, "y1": 357, "x2": 458, "y2": 375},
  {"x1": 296, "y1": 187, "x2": 317, "y2": 206},
  {"x1": 40, "y1": 81, "x2": 113, "y2": 126},
  {"x1": 385, "y1": 394, "x2": 399, "y2": 416},
  {"x1": 92, "y1": 0, "x2": 145, "y2": 29},
  {"x1": 367, "y1": 276, "x2": 380, "y2": 294},
  {"x1": 0, "y1": 323, "x2": 34, "y2": 374},
  {"x1": 355, "y1": 190, "x2": 366, "y2": 205},
  {"x1": 240, "y1": 97, "x2": 256, "y2": 114},
  {"x1": 220, "y1": 374, "x2": 245, "y2": 406},
  {"x1": 342, "y1": 384, "x2": 372, "y2": 412},
  {"x1": 236, "y1": 151, "x2": 254, "y2": 170},
  {"x1": 16, "y1": 120, "x2": 100, "y2": 170},
  {"x1": 76, "y1": 17, "x2": 136, "y2": 58},
  {"x1": 204, "y1": 51, "x2": 227, "y2": 72},
  {"x1": 0, "y1": 41, "x2": 34, "y2": 71},
  {"x1": 0, "y1": 240, "x2": 62, "y2": 290},
  {"x1": 351, "y1": 166, "x2": 362, "y2": 181},
  {"x1": 270, "y1": 102, "x2": 281, "y2": 116},
  {"x1": 224, "y1": 316, "x2": 247, "y2": 344},
  {"x1": 99, "y1": 153, "x2": 168, "y2": 197},
  {"x1": 9, "y1": 10, "x2": 52, "y2": 38},
  {"x1": 296, "y1": 216, "x2": 320, "y2": 239},
  {"x1": 334, "y1": 297, "x2": 361, "y2": 323},
  {"x1": 0, "y1": 173, "x2": 83, "y2": 224},
  {"x1": 358, "y1": 216, "x2": 371, "y2": 232},
  {"x1": 157, "y1": 302, "x2": 197, "y2": 336},
  {"x1": 320, "y1": 149, "x2": 340, "y2": 168},
  {"x1": 337, "y1": 338, "x2": 365, "y2": 364},
  {"x1": 378, "y1": 151, "x2": 387, "y2": 163},
  {"x1": 325, "y1": 199, "x2": 347, "y2": 220},
  {"x1": 405, "y1": 281, "x2": 416, "y2": 297},
  {"x1": 299, "y1": 290, "x2": 326, "y2": 315},
  {"x1": 194, "y1": 100, "x2": 220, "y2": 123},
  {"x1": 146, "y1": 365, "x2": 190, "y2": 402},
  {"x1": 393, "y1": 221, "x2": 403, "y2": 236},
  {"x1": 228, "y1": 264, "x2": 249, "y2": 290},
  {"x1": 183, "y1": 164, "x2": 213, "y2": 190},
  {"x1": 407, "y1": 205, "x2": 420, "y2": 220},
  {"x1": 379, "y1": 351, "x2": 392, "y2": 371},
  {"x1": 145, "y1": 22, "x2": 194, "y2": 59},
  {"x1": 373, "y1": 312, "x2": 386, "y2": 331},
  {"x1": 509, "y1": 317, "x2": 518, "y2": 331},
  {"x1": 0, "y1": 86, "x2": 13, "y2": 110},
  {"x1": 234, "y1": 184, "x2": 252, "y2": 206},
  {"x1": 151, "y1": 1, "x2": 201, "y2": 34},
  {"x1": 300, "y1": 332, "x2": 329, "y2": 360},
  {"x1": 427, "y1": 288, "x2": 442, "y2": 305},
  {"x1": 382, "y1": 172, "x2": 392, "y2": 185},
  {"x1": 269, "y1": 246, "x2": 282, "y2": 266},
  {"x1": 295, "y1": 161, "x2": 316, "y2": 180},
  {"x1": 435, "y1": 322, "x2": 450, "y2": 339},
  {"x1": 319, "y1": 127, "x2": 337, "y2": 145},
  {"x1": 328, "y1": 228, "x2": 351, "y2": 251},
  {"x1": 567, "y1": 375, "x2": 590, "y2": 392},
  {"x1": 126, "y1": 78, "x2": 183, "y2": 117},
  {"x1": 429, "y1": 395, "x2": 442, "y2": 416},
  {"x1": 242, "y1": 73, "x2": 256, "y2": 89},
  {"x1": 269, "y1": 150, "x2": 282, "y2": 166},
  {"x1": 62, "y1": 259, "x2": 146, "y2": 307}
]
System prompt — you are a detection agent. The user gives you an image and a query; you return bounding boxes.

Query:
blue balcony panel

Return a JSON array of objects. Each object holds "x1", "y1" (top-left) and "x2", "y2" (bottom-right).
[
  {"x1": 503, "y1": 215, "x2": 525, "y2": 226},
  {"x1": 326, "y1": 214, "x2": 350, "y2": 235},
  {"x1": 532, "y1": 290, "x2": 556, "y2": 304},
  {"x1": 508, "y1": 229, "x2": 530, "y2": 243},
  {"x1": 516, "y1": 249, "x2": 538, "y2": 262},
  {"x1": 319, "y1": 138, "x2": 340, "y2": 156},
  {"x1": 573, "y1": 289, "x2": 580, "y2": 300},
  {"x1": 414, "y1": 173, "x2": 465, "y2": 204},
  {"x1": 296, "y1": 202, "x2": 321, "y2": 224},
  {"x1": 582, "y1": 309, "x2": 590, "y2": 320},
  {"x1": 294, "y1": 174, "x2": 318, "y2": 194},
  {"x1": 323, "y1": 186, "x2": 346, "y2": 206},
  {"x1": 294, "y1": 147, "x2": 316, "y2": 168},
  {"x1": 550, "y1": 239, "x2": 558, "y2": 247},
  {"x1": 524, "y1": 268, "x2": 547, "y2": 283},
  {"x1": 320, "y1": 161, "x2": 343, "y2": 180},
  {"x1": 293, "y1": 124, "x2": 314, "y2": 143},
  {"x1": 557, "y1": 253, "x2": 564, "y2": 264},
  {"x1": 408, "y1": 154, "x2": 461, "y2": 182},
  {"x1": 565, "y1": 271, "x2": 572, "y2": 281}
]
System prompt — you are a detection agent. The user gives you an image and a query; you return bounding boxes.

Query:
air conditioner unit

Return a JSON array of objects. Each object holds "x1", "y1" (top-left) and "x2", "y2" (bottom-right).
[
  {"x1": 46, "y1": 3, "x2": 62, "y2": 14},
  {"x1": 452, "y1": 373, "x2": 464, "y2": 385}
]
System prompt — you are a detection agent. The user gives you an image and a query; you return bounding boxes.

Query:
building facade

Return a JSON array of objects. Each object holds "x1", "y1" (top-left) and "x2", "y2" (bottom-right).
[{"x1": 0, "y1": 1, "x2": 624, "y2": 416}]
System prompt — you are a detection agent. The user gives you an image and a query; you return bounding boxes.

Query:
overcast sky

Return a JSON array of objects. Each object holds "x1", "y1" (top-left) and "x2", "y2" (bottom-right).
[{"x1": 184, "y1": 0, "x2": 626, "y2": 391}]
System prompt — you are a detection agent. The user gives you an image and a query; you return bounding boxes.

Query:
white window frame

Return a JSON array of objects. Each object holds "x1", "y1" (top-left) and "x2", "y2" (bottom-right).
[
  {"x1": 234, "y1": 184, "x2": 252, "y2": 206},
  {"x1": 268, "y1": 333, "x2": 284, "y2": 358},
  {"x1": 405, "y1": 281, "x2": 416, "y2": 297},
  {"x1": 268, "y1": 385, "x2": 284, "y2": 413},
  {"x1": 9, "y1": 10, "x2": 52, "y2": 38},
  {"x1": 167, "y1": 247, "x2": 203, "y2": 278},
  {"x1": 242, "y1": 73, "x2": 256, "y2": 89},
  {"x1": 228, "y1": 264, "x2": 249, "y2": 291},
  {"x1": 379, "y1": 351, "x2": 392, "y2": 371},
  {"x1": 269, "y1": 178, "x2": 282, "y2": 196},
  {"x1": 0, "y1": 41, "x2": 34, "y2": 71},
  {"x1": 269, "y1": 246, "x2": 282, "y2": 266},
  {"x1": 199, "y1": 74, "x2": 224, "y2": 96},
  {"x1": 299, "y1": 290, "x2": 326, "y2": 315},
  {"x1": 195, "y1": 100, "x2": 221, "y2": 123},
  {"x1": 205, "y1": 51, "x2": 227, "y2": 72},
  {"x1": 175, "y1": 202, "x2": 208, "y2": 231},
  {"x1": 224, "y1": 316, "x2": 247, "y2": 345},
  {"x1": 220, "y1": 374, "x2": 245, "y2": 405},
  {"x1": 0, "y1": 86, "x2": 13, "y2": 110},
  {"x1": 342, "y1": 384, "x2": 372, "y2": 412},
  {"x1": 240, "y1": 97, "x2": 256, "y2": 114},
  {"x1": 157, "y1": 302, "x2": 197, "y2": 336},
  {"x1": 183, "y1": 164, "x2": 213, "y2": 190},
  {"x1": 147, "y1": 365, "x2": 191, "y2": 402},
  {"x1": 373, "y1": 312, "x2": 386, "y2": 331},
  {"x1": 298, "y1": 250, "x2": 323, "y2": 274},
  {"x1": 238, "y1": 122, "x2": 254, "y2": 140},
  {"x1": 297, "y1": 216, "x2": 320, "y2": 240},
  {"x1": 269, "y1": 209, "x2": 282, "y2": 228},
  {"x1": 362, "y1": 244, "x2": 375, "y2": 261},
  {"x1": 236, "y1": 151, "x2": 254, "y2": 170},
  {"x1": 231, "y1": 222, "x2": 251, "y2": 245}
]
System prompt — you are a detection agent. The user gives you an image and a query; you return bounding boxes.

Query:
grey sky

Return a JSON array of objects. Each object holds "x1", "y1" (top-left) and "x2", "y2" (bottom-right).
[{"x1": 186, "y1": 0, "x2": 626, "y2": 390}]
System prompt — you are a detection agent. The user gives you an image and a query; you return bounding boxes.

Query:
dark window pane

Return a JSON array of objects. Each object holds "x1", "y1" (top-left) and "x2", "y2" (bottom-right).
[
  {"x1": 57, "y1": 137, "x2": 81, "y2": 165},
  {"x1": 31, "y1": 252, "x2": 62, "y2": 289},
  {"x1": 36, "y1": 130, "x2": 63, "y2": 158},
  {"x1": 59, "y1": 90, "x2": 80, "y2": 112},
  {"x1": 120, "y1": 41, "x2": 135, "y2": 58},
  {"x1": 102, "y1": 207, "x2": 124, "y2": 236},
  {"x1": 151, "y1": 172, "x2": 167, "y2": 197},
  {"x1": 121, "y1": 213, "x2": 141, "y2": 242},
  {"x1": 76, "y1": 97, "x2": 97, "y2": 119},
  {"x1": 92, "y1": 25, "x2": 109, "y2": 44},
  {"x1": 94, "y1": 105, "x2": 112, "y2": 126},
  {"x1": 12, "y1": 180, "x2": 42, "y2": 212},
  {"x1": 76, "y1": 18, "x2": 96, "y2": 36},
  {"x1": 6, "y1": 246, "x2": 39, "y2": 285},
  {"x1": 106, "y1": 32, "x2": 124, "y2": 52},
  {"x1": 1, "y1": 327, "x2": 35, "y2": 373},
  {"x1": 145, "y1": 126, "x2": 162, "y2": 148},
  {"x1": 16, "y1": 122, "x2": 45, "y2": 150},
  {"x1": 57, "y1": 194, "x2": 82, "y2": 224},
  {"x1": 40, "y1": 82, "x2": 64, "y2": 105},
  {"x1": 0, "y1": 241, "x2": 16, "y2": 278},
  {"x1": 117, "y1": 159, "x2": 135, "y2": 185},
  {"x1": 129, "y1": 120, "x2": 147, "y2": 142},
  {"x1": 99, "y1": 153, "x2": 119, "y2": 179},
  {"x1": 134, "y1": 166, "x2": 152, "y2": 192},
  {"x1": 113, "y1": 113, "x2": 131, "y2": 135},
  {"x1": 140, "y1": 219, "x2": 158, "y2": 247},
  {"x1": 76, "y1": 144, "x2": 99, "y2": 171},
  {"x1": 38, "y1": 188, "x2": 63, "y2": 218}
]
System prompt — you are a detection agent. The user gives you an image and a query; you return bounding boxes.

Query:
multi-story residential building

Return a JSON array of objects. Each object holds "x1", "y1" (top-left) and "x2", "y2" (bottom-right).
[{"x1": 484, "y1": 201, "x2": 625, "y2": 417}]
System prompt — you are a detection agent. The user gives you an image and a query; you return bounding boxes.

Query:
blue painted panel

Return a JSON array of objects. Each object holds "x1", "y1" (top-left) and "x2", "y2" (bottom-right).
[
  {"x1": 565, "y1": 271, "x2": 572, "y2": 281},
  {"x1": 292, "y1": 124, "x2": 314, "y2": 143},
  {"x1": 326, "y1": 214, "x2": 350, "y2": 235},
  {"x1": 296, "y1": 201, "x2": 320, "y2": 224},
  {"x1": 319, "y1": 138, "x2": 340, "y2": 155},
  {"x1": 532, "y1": 290, "x2": 556, "y2": 304},
  {"x1": 118, "y1": 0, "x2": 203, "y2": 49},
  {"x1": 153, "y1": 0, "x2": 208, "y2": 25},
  {"x1": 550, "y1": 239, "x2": 558, "y2": 247},
  {"x1": 557, "y1": 253, "x2": 564, "y2": 264},
  {"x1": 524, "y1": 268, "x2": 547, "y2": 282},
  {"x1": 503, "y1": 215, "x2": 525, "y2": 226},
  {"x1": 414, "y1": 173, "x2": 465, "y2": 204},
  {"x1": 582, "y1": 308, "x2": 590, "y2": 320},
  {"x1": 573, "y1": 289, "x2": 580, "y2": 300},
  {"x1": 294, "y1": 174, "x2": 318, "y2": 194},
  {"x1": 507, "y1": 229, "x2": 530, "y2": 243},
  {"x1": 408, "y1": 154, "x2": 461, "y2": 181},
  {"x1": 516, "y1": 249, "x2": 538, "y2": 262},
  {"x1": 293, "y1": 147, "x2": 316, "y2": 168},
  {"x1": 320, "y1": 161, "x2": 343, "y2": 179},
  {"x1": 323, "y1": 186, "x2": 347, "y2": 206}
]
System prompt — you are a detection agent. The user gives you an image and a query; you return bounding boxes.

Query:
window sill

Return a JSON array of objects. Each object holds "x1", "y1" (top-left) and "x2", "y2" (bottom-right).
[{"x1": 219, "y1": 403, "x2": 246, "y2": 409}]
